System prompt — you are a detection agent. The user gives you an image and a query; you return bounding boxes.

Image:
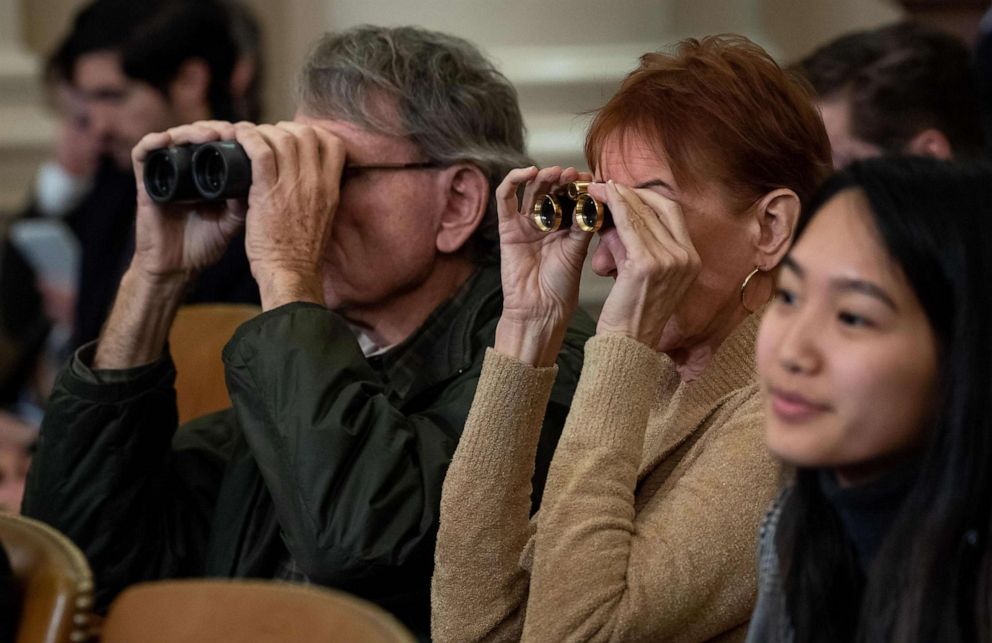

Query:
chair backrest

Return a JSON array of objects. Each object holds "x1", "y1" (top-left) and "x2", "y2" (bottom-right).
[
  {"x1": 0, "y1": 513, "x2": 94, "y2": 643},
  {"x1": 99, "y1": 579, "x2": 416, "y2": 643},
  {"x1": 168, "y1": 303, "x2": 260, "y2": 424}
]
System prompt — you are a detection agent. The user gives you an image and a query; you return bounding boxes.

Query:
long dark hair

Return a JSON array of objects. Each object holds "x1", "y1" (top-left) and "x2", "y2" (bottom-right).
[{"x1": 777, "y1": 156, "x2": 992, "y2": 642}]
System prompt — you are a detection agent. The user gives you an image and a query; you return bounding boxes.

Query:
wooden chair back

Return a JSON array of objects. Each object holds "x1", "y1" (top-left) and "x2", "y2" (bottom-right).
[
  {"x1": 99, "y1": 579, "x2": 415, "y2": 643},
  {"x1": 0, "y1": 512, "x2": 94, "y2": 643}
]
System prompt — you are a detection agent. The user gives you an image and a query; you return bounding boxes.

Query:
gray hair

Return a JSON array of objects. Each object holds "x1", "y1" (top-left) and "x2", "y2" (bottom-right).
[{"x1": 296, "y1": 25, "x2": 531, "y2": 261}]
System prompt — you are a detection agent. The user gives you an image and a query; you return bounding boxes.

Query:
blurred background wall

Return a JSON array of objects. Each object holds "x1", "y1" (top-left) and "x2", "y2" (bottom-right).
[{"x1": 4, "y1": 0, "x2": 984, "y2": 306}]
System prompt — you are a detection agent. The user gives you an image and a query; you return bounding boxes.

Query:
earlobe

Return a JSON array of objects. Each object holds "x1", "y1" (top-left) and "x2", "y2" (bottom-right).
[
  {"x1": 436, "y1": 165, "x2": 488, "y2": 254},
  {"x1": 905, "y1": 128, "x2": 953, "y2": 161},
  {"x1": 754, "y1": 189, "x2": 800, "y2": 269}
]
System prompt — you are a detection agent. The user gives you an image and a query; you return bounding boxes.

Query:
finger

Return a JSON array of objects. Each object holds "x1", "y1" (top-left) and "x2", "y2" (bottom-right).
[
  {"x1": 163, "y1": 122, "x2": 225, "y2": 148},
  {"x1": 234, "y1": 124, "x2": 278, "y2": 190},
  {"x1": 560, "y1": 167, "x2": 580, "y2": 184},
  {"x1": 131, "y1": 131, "x2": 173, "y2": 165},
  {"x1": 576, "y1": 170, "x2": 594, "y2": 183},
  {"x1": 308, "y1": 126, "x2": 346, "y2": 183},
  {"x1": 275, "y1": 121, "x2": 321, "y2": 175},
  {"x1": 188, "y1": 119, "x2": 238, "y2": 142},
  {"x1": 612, "y1": 182, "x2": 674, "y2": 248},
  {"x1": 256, "y1": 123, "x2": 300, "y2": 179},
  {"x1": 520, "y1": 166, "x2": 564, "y2": 220},
  {"x1": 630, "y1": 187, "x2": 693, "y2": 247},
  {"x1": 605, "y1": 180, "x2": 659, "y2": 263},
  {"x1": 585, "y1": 181, "x2": 607, "y2": 203},
  {"x1": 495, "y1": 166, "x2": 539, "y2": 221}
]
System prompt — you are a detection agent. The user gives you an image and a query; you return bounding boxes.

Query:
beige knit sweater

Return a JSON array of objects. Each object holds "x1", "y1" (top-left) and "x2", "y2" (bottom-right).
[{"x1": 431, "y1": 313, "x2": 779, "y2": 642}]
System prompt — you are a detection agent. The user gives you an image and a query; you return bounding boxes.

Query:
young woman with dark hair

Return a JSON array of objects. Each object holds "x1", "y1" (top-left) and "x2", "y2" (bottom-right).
[{"x1": 751, "y1": 156, "x2": 992, "y2": 642}]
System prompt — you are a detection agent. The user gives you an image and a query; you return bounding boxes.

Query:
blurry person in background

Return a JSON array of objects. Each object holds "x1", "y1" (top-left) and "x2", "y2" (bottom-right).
[
  {"x1": 22, "y1": 0, "x2": 261, "y2": 352},
  {"x1": 796, "y1": 22, "x2": 984, "y2": 168}
]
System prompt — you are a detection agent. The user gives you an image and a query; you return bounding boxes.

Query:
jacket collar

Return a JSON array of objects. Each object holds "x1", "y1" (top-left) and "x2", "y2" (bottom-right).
[{"x1": 371, "y1": 264, "x2": 501, "y2": 403}]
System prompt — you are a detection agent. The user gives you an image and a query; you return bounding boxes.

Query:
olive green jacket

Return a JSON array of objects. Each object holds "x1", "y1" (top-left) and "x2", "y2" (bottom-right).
[{"x1": 23, "y1": 266, "x2": 593, "y2": 637}]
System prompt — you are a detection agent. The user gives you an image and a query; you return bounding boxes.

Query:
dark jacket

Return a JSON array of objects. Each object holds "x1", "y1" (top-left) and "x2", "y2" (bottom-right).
[{"x1": 23, "y1": 266, "x2": 593, "y2": 637}]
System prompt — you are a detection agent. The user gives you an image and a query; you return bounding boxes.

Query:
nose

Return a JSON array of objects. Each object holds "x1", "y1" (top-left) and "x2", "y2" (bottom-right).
[
  {"x1": 774, "y1": 309, "x2": 822, "y2": 375},
  {"x1": 591, "y1": 232, "x2": 620, "y2": 278},
  {"x1": 85, "y1": 101, "x2": 116, "y2": 143}
]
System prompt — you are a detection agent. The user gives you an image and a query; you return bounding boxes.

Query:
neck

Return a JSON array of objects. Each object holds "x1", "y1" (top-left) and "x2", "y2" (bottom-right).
[
  {"x1": 668, "y1": 270, "x2": 774, "y2": 381},
  {"x1": 340, "y1": 256, "x2": 476, "y2": 347},
  {"x1": 669, "y1": 303, "x2": 751, "y2": 381}
]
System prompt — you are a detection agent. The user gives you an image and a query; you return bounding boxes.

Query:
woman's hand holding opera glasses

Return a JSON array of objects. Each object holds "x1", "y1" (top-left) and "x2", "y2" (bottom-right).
[{"x1": 495, "y1": 165, "x2": 701, "y2": 366}]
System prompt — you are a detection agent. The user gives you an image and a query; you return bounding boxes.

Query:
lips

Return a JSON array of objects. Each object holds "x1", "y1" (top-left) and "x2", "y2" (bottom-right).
[{"x1": 768, "y1": 387, "x2": 831, "y2": 423}]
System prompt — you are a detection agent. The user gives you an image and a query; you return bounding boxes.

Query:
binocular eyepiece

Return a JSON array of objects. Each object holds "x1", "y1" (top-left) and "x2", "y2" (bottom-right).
[
  {"x1": 144, "y1": 141, "x2": 252, "y2": 203},
  {"x1": 530, "y1": 181, "x2": 612, "y2": 233}
]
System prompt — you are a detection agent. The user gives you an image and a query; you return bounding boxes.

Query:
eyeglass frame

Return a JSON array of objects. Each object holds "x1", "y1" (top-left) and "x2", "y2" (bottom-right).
[{"x1": 340, "y1": 161, "x2": 449, "y2": 182}]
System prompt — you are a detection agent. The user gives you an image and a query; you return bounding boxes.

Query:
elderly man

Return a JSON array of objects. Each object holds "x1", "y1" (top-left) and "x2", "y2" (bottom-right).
[{"x1": 23, "y1": 26, "x2": 593, "y2": 637}]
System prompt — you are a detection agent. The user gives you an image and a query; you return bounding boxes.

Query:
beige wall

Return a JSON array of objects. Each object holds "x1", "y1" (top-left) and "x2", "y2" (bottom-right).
[
  {"x1": 0, "y1": 0, "x2": 924, "y2": 217},
  {"x1": 17, "y1": 0, "x2": 908, "y2": 123}
]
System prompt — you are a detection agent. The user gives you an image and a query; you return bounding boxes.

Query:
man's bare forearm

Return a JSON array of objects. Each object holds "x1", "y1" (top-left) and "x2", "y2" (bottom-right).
[{"x1": 93, "y1": 267, "x2": 192, "y2": 369}]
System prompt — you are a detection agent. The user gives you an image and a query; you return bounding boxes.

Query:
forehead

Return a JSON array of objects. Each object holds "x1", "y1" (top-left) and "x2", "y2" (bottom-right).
[
  {"x1": 792, "y1": 190, "x2": 902, "y2": 287},
  {"x1": 596, "y1": 131, "x2": 677, "y2": 188},
  {"x1": 294, "y1": 112, "x2": 418, "y2": 162},
  {"x1": 817, "y1": 98, "x2": 883, "y2": 167},
  {"x1": 74, "y1": 51, "x2": 127, "y2": 90}
]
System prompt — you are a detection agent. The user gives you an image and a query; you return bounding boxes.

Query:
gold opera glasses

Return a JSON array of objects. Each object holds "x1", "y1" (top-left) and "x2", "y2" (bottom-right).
[{"x1": 529, "y1": 181, "x2": 613, "y2": 233}]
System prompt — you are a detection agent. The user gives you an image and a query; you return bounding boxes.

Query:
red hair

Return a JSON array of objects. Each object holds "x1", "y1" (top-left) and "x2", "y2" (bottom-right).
[{"x1": 586, "y1": 35, "x2": 832, "y2": 210}]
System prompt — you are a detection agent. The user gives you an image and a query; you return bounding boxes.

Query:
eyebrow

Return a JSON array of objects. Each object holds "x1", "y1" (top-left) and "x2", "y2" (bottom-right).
[
  {"x1": 633, "y1": 178, "x2": 675, "y2": 191},
  {"x1": 781, "y1": 256, "x2": 899, "y2": 311}
]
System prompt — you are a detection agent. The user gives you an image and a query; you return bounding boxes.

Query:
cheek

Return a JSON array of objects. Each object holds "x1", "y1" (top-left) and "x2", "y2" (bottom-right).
[{"x1": 834, "y1": 343, "x2": 936, "y2": 459}]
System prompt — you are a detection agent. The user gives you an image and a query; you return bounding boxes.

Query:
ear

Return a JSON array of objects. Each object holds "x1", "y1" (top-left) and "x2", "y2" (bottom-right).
[
  {"x1": 168, "y1": 58, "x2": 212, "y2": 122},
  {"x1": 905, "y1": 128, "x2": 953, "y2": 160},
  {"x1": 435, "y1": 164, "x2": 488, "y2": 254},
  {"x1": 752, "y1": 188, "x2": 800, "y2": 270}
]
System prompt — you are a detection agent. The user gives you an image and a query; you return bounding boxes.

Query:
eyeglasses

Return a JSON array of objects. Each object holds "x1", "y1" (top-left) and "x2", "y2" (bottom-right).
[{"x1": 341, "y1": 161, "x2": 447, "y2": 181}]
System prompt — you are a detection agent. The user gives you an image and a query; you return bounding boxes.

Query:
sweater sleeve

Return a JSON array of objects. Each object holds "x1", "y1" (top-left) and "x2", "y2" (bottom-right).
[
  {"x1": 523, "y1": 334, "x2": 774, "y2": 642},
  {"x1": 431, "y1": 348, "x2": 557, "y2": 643}
]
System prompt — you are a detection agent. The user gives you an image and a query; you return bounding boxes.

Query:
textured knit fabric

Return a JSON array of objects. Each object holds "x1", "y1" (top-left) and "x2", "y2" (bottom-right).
[{"x1": 433, "y1": 312, "x2": 779, "y2": 642}]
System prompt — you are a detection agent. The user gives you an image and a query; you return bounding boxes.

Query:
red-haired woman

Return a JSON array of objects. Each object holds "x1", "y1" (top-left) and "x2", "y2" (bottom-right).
[{"x1": 431, "y1": 35, "x2": 832, "y2": 642}]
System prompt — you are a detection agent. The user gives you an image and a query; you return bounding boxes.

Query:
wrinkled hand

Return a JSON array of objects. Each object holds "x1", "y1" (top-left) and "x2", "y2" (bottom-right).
[
  {"x1": 130, "y1": 121, "x2": 249, "y2": 283},
  {"x1": 235, "y1": 121, "x2": 345, "y2": 309},
  {"x1": 493, "y1": 166, "x2": 594, "y2": 366},
  {"x1": 590, "y1": 180, "x2": 700, "y2": 349}
]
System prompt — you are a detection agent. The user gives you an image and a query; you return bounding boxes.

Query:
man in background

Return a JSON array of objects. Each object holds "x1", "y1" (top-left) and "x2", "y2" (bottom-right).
[
  {"x1": 22, "y1": 0, "x2": 260, "y2": 351},
  {"x1": 796, "y1": 22, "x2": 984, "y2": 168}
]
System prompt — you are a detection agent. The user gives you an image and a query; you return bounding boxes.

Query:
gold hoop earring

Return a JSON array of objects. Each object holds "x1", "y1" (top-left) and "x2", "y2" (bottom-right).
[{"x1": 740, "y1": 267, "x2": 761, "y2": 315}]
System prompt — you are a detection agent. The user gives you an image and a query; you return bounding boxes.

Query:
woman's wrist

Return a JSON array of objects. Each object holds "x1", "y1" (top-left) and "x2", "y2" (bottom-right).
[{"x1": 494, "y1": 316, "x2": 565, "y2": 368}]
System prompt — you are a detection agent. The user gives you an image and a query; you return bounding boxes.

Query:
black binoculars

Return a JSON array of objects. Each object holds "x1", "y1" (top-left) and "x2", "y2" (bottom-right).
[
  {"x1": 143, "y1": 141, "x2": 252, "y2": 203},
  {"x1": 529, "y1": 181, "x2": 612, "y2": 233}
]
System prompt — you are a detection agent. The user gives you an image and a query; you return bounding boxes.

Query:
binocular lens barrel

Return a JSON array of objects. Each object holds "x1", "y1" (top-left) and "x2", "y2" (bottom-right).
[
  {"x1": 144, "y1": 146, "x2": 198, "y2": 203},
  {"x1": 144, "y1": 141, "x2": 252, "y2": 204},
  {"x1": 529, "y1": 182, "x2": 612, "y2": 233}
]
